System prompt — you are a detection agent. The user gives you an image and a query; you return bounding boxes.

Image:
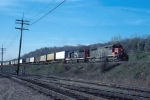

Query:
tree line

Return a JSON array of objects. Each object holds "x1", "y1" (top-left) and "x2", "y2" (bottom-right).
[{"x1": 21, "y1": 34, "x2": 150, "y2": 59}]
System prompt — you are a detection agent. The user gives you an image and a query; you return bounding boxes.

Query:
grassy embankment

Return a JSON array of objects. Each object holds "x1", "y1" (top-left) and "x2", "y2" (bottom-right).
[{"x1": 2, "y1": 52, "x2": 150, "y2": 87}]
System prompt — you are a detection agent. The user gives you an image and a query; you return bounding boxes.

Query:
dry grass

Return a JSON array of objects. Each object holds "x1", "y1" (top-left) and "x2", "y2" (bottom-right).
[{"x1": 1, "y1": 62, "x2": 150, "y2": 88}]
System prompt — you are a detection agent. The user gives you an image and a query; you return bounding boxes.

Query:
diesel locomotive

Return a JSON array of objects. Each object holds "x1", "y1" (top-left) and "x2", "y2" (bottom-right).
[{"x1": 66, "y1": 44, "x2": 128, "y2": 63}]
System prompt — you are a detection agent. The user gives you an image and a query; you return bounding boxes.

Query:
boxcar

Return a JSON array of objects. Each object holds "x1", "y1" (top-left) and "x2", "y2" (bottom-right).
[
  {"x1": 35, "y1": 57, "x2": 40, "y2": 64},
  {"x1": 30, "y1": 57, "x2": 35, "y2": 63},
  {"x1": 40, "y1": 55, "x2": 46, "y2": 62},
  {"x1": 26, "y1": 58, "x2": 30, "y2": 63},
  {"x1": 47, "y1": 53, "x2": 55, "y2": 61},
  {"x1": 20, "y1": 59, "x2": 25, "y2": 64},
  {"x1": 15, "y1": 60, "x2": 18, "y2": 65},
  {"x1": 3, "y1": 62, "x2": 5, "y2": 66},
  {"x1": 11, "y1": 61, "x2": 15, "y2": 65},
  {"x1": 5, "y1": 61, "x2": 10, "y2": 66},
  {"x1": 56, "y1": 51, "x2": 69, "y2": 62}
]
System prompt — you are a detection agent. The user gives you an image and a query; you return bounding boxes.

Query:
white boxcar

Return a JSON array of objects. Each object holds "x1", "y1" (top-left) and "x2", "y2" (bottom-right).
[
  {"x1": 11, "y1": 61, "x2": 15, "y2": 65},
  {"x1": 35, "y1": 57, "x2": 40, "y2": 63},
  {"x1": 15, "y1": 60, "x2": 18, "y2": 64},
  {"x1": 30, "y1": 57, "x2": 35, "y2": 63},
  {"x1": 3, "y1": 62, "x2": 5, "y2": 66},
  {"x1": 20, "y1": 59, "x2": 25, "y2": 64},
  {"x1": 20, "y1": 59, "x2": 22, "y2": 64},
  {"x1": 40, "y1": 55, "x2": 46, "y2": 62},
  {"x1": 47, "y1": 53, "x2": 55, "y2": 61},
  {"x1": 26, "y1": 58, "x2": 30, "y2": 63},
  {"x1": 5, "y1": 62, "x2": 10, "y2": 65},
  {"x1": 56, "y1": 51, "x2": 68, "y2": 60}
]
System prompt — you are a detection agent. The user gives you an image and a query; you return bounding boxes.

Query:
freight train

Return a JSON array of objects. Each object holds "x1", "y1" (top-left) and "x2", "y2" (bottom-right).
[{"x1": 2, "y1": 44, "x2": 128, "y2": 66}]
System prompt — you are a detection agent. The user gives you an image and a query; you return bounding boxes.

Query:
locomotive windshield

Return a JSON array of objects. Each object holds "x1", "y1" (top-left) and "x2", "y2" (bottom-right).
[{"x1": 112, "y1": 44, "x2": 124, "y2": 55}]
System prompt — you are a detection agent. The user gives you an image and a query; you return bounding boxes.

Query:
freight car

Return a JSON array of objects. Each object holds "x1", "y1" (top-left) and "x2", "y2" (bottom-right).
[
  {"x1": 30, "y1": 57, "x2": 35, "y2": 64},
  {"x1": 20, "y1": 59, "x2": 25, "y2": 65},
  {"x1": 40, "y1": 55, "x2": 47, "y2": 63},
  {"x1": 11, "y1": 61, "x2": 15, "y2": 65},
  {"x1": 26, "y1": 58, "x2": 30, "y2": 64},
  {"x1": 15, "y1": 60, "x2": 18, "y2": 65},
  {"x1": 35, "y1": 57, "x2": 40, "y2": 64},
  {"x1": 47, "y1": 53, "x2": 55, "y2": 63},
  {"x1": 55, "y1": 51, "x2": 69, "y2": 62}
]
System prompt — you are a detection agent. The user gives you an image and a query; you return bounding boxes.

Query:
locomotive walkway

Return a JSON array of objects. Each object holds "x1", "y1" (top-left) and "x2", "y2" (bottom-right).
[{"x1": 0, "y1": 72, "x2": 150, "y2": 100}]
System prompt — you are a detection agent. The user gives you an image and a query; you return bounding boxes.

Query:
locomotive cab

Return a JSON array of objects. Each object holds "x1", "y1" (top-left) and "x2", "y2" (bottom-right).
[
  {"x1": 112, "y1": 44, "x2": 123, "y2": 56},
  {"x1": 112, "y1": 44, "x2": 128, "y2": 61}
]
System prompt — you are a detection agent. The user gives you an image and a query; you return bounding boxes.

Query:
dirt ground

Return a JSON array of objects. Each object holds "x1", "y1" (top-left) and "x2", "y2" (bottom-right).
[{"x1": 0, "y1": 76, "x2": 52, "y2": 100}]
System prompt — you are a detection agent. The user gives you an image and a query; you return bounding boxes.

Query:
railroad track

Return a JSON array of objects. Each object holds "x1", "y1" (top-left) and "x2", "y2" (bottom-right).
[
  {"x1": 0, "y1": 76, "x2": 16, "y2": 100},
  {"x1": 0, "y1": 77, "x2": 10, "y2": 95},
  {"x1": 15, "y1": 77, "x2": 104, "y2": 100},
  {"x1": 23, "y1": 74, "x2": 150, "y2": 100},
  {"x1": 0, "y1": 73, "x2": 150, "y2": 100}
]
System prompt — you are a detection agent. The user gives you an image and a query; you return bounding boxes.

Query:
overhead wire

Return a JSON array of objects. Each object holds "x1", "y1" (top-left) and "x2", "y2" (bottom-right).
[
  {"x1": 2, "y1": 0, "x2": 39, "y2": 50},
  {"x1": 29, "y1": 0, "x2": 66, "y2": 27},
  {"x1": 3, "y1": 0, "x2": 66, "y2": 59},
  {"x1": 29, "y1": 0, "x2": 55, "y2": 22},
  {"x1": 6, "y1": 33, "x2": 19, "y2": 50},
  {"x1": 24, "y1": 0, "x2": 40, "y2": 15},
  {"x1": 5, "y1": 0, "x2": 66, "y2": 51},
  {"x1": 1, "y1": 23, "x2": 16, "y2": 48}
]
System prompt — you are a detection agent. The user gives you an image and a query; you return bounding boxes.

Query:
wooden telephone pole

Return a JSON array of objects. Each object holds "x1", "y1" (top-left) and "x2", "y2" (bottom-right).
[
  {"x1": 0, "y1": 44, "x2": 6, "y2": 71},
  {"x1": 15, "y1": 15, "x2": 29, "y2": 75}
]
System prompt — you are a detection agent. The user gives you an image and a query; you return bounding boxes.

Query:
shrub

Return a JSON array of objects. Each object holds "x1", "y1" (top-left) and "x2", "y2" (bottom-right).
[{"x1": 56, "y1": 62, "x2": 65, "y2": 73}]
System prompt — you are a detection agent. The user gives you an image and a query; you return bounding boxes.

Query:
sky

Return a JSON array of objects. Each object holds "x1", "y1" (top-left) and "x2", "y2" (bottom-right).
[{"x1": 1, "y1": 0, "x2": 150, "y2": 61}]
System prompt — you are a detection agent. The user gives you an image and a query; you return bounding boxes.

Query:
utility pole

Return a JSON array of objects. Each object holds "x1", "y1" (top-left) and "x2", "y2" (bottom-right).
[
  {"x1": 15, "y1": 15, "x2": 29, "y2": 75},
  {"x1": 0, "y1": 44, "x2": 6, "y2": 71}
]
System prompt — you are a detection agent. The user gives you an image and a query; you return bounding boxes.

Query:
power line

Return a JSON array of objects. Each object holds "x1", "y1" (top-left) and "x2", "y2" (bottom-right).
[
  {"x1": 6, "y1": 33, "x2": 19, "y2": 50},
  {"x1": 29, "y1": 0, "x2": 66, "y2": 27},
  {"x1": 25, "y1": 0, "x2": 41, "y2": 15},
  {"x1": 29, "y1": 0, "x2": 55, "y2": 22},
  {"x1": 2, "y1": 1, "x2": 39, "y2": 49},
  {"x1": 2, "y1": 0, "x2": 39, "y2": 47},
  {"x1": 5, "y1": 0, "x2": 66, "y2": 55},
  {"x1": 1, "y1": 23, "x2": 16, "y2": 47}
]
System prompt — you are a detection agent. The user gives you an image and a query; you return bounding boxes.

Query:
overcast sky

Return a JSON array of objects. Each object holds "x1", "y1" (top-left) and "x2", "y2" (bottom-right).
[{"x1": 1, "y1": 0, "x2": 150, "y2": 61}]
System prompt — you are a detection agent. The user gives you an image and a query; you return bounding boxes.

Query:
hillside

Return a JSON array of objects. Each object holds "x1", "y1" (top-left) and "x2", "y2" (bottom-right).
[
  {"x1": 20, "y1": 34, "x2": 150, "y2": 61},
  {"x1": 2, "y1": 61, "x2": 150, "y2": 87}
]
